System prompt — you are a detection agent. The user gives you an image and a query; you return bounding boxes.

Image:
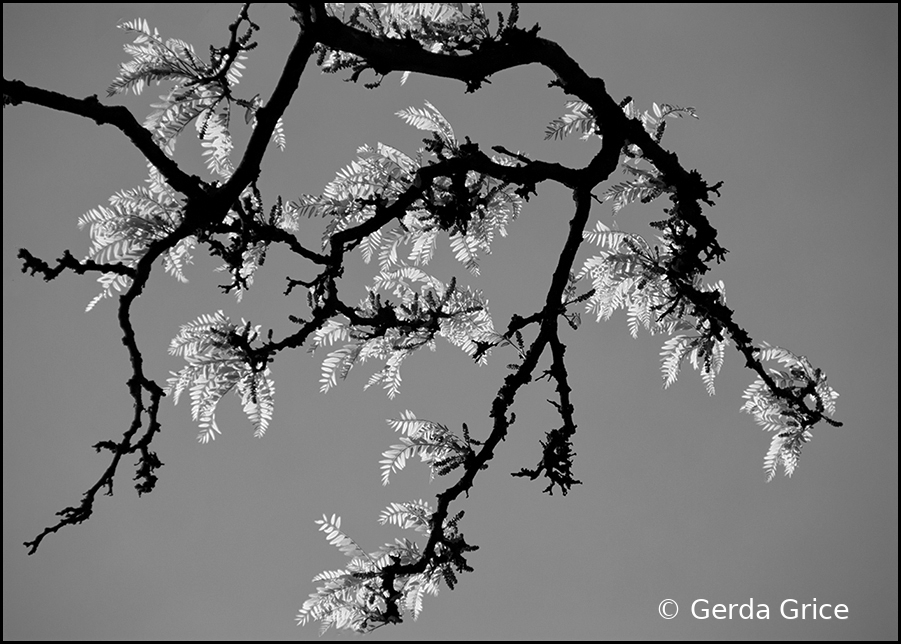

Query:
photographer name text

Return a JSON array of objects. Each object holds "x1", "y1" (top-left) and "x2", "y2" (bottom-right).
[{"x1": 691, "y1": 598, "x2": 848, "y2": 620}]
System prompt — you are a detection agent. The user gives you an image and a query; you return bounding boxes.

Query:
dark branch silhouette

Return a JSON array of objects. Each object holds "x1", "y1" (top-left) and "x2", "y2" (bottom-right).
[{"x1": 5, "y1": 2, "x2": 841, "y2": 630}]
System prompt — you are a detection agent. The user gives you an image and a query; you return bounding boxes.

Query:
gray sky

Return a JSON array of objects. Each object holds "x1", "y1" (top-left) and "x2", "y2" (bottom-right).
[{"x1": 3, "y1": 3, "x2": 898, "y2": 640}]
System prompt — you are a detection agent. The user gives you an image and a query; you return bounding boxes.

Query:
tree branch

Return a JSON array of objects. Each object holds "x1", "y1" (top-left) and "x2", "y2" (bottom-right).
[{"x1": 3, "y1": 78, "x2": 204, "y2": 199}]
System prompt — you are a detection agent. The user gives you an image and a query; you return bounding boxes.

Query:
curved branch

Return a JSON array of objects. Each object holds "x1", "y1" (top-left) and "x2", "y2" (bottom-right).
[{"x1": 3, "y1": 78, "x2": 203, "y2": 199}]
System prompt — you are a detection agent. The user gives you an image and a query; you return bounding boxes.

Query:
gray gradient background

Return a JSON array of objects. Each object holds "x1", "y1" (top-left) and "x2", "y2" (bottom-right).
[{"x1": 3, "y1": 3, "x2": 898, "y2": 640}]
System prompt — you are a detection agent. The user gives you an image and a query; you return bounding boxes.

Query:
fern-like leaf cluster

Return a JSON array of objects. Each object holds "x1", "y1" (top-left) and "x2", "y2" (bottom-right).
[
  {"x1": 298, "y1": 503, "x2": 466, "y2": 634},
  {"x1": 741, "y1": 344, "x2": 839, "y2": 480},
  {"x1": 165, "y1": 311, "x2": 274, "y2": 443},
  {"x1": 301, "y1": 102, "x2": 524, "y2": 399},
  {"x1": 111, "y1": 17, "x2": 282, "y2": 173},
  {"x1": 312, "y1": 273, "x2": 494, "y2": 399},
  {"x1": 77, "y1": 177, "x2": 192, "y2": 311},
  {"x1": 379, "y1": 410, "x2": 471, "y2": 485}
]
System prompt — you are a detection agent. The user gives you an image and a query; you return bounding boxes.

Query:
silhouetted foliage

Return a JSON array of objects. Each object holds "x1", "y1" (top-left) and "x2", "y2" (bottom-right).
[{"x1": 5, "y1": 3, "x2": 841, "y2": 634}]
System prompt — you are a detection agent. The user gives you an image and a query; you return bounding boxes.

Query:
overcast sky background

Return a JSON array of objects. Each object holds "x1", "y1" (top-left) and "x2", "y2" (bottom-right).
[{"x1": 4, "y1": 3, "x2": 898, "y2": 640}]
